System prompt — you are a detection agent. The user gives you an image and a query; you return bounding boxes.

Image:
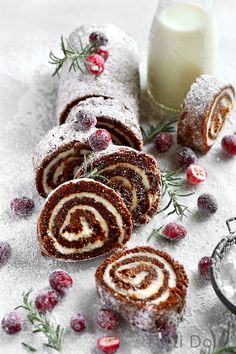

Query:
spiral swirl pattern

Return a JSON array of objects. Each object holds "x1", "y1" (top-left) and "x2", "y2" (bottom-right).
[
  {"x1": 75, "y1": 146, "x2": 162, "y2": 225},
  {"x1": 177, "y1": 75, "x2": 235, "y2": 153},
  {"x1": 96, "y1": 246, "x2": 188, "y2": 332},
  {"x1": 38, "y1": 179, "x2": 132, "y2": 261}
]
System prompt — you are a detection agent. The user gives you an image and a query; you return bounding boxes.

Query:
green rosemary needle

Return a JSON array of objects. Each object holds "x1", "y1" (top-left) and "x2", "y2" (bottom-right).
[
  {"x1": 200, "y1": 323, "x2": 236, "y2": 354},
  {"x1": 160, "y1": 169, "x2": 194, "y2": 220},
  {"x1": 49, "y1": 35, "x2": 99, "y2": 77},
  {"x1": 21, "y1": 342, "x2": 37, "y2": 352},
  {"x1": 141, "y1": 118, "x2": 178, "y2": 143},
  {"x1": 16, "y1": 290, "x2": 64, "y2": 353}
]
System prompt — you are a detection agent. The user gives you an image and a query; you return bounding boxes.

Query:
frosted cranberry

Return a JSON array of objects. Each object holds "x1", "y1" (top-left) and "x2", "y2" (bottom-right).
[
  {"x1": 86, "y1": 54, "x2": 105, "y2": 75},
  {"x1": 75, "y1": 110, "x2": 97, "y2": 132},
  {"x1": 70, "y1": 313, "x2": 86, "y2": 332},
  {"x1": 89, "y1": 31, "x2": 108, "y2": 46},
  {"x1": 198, "y1": 256, "x2": 212, "y2": 277},
  {"x1": 154, "y1": 132, "x2": 173, "y2": 153},
  {"x1": 159, "y1": 323, "x2": 178, "y2": 350},
  {"x1": 175, "y1": 146, "x2": 197, "y2": 168},
  {"x1": 10, "y1": 197, "x2": 34, "y2": 217},
  {"x1": 98, "y1": 336, "x2": 120, "y2": 354},
  {"x1": 2, "y1": 311, "x2": 23, "y2": 335},
  {"x1": 162, "y1": 223, "x2": 187, "y2": 241},
  {"x1": 96, "y1": 47, "x2": 109, "y2": 61},
  {"x1": 197, "y1": 193, "x2": 218, "y2": 215},
  {"x1": 89, "y1": 129, "x2": 112, "y2": 151},
  {"x1": 97, "y1": 309, "x2": 120, "y2": 331},
  {"x1": 221, "y1": 135, "x2": 236, "y2": 156},
  {"x1": 186, "y1": 164, "x2": 207, "y2": 185},
  {"x1": 35, "y1": 290, "x2": 59, "y2": 312},
  {"x1": 49, "y1": 270, "x2": 73, "y2": 295},
  {"x1": 0, "y1": 242, "x2": 11, "y2": 267}
]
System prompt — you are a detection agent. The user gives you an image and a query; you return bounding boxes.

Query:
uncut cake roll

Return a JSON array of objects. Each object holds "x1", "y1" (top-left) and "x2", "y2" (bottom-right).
[
  {"x1": 37, "y1": 179, "x2": 133, "y2": 261},
  {"x1": 33, "y1": 122, "x2": 94, "y2": 198},
  {"x1": 56, "y1": 24, "x2": 143, "y2": 150},
  {"x1": 177, "y1": 74, "x2": 235, "y2": 153},
  {"x1": 75, "y1": 145, "x2": 162, "y2": 225},
  {"x1": 95, "y1": 246, "x2": 188, "y2": 332}
]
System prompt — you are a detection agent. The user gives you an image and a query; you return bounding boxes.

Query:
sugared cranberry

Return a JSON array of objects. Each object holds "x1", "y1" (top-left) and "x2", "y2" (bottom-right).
[
  {"x1": 49, "y1": 270, "x2": 73, "y2": 295},
  {"x1": 162, "y1": 223, "x2": 187, "y2": 241},
  {"x1": 98, "y1": 336, "x2": 120, "y2": 354},
  {"x1": 89, "y1": 129, "x2": 112, "y2": 151},
  {"x1": 154, "y1": 132, "x2": 173, "y2": 153},
  {"x1": 221, "y1": 135, "x2": 236, "y2": 156},
  {"x1": 198, "y1": 256, "x2": 212, "y2": 277},
  {"x1": 97, "y1": 309, "x2": 120, "y2": 331},
  {"x1": 0, "y1": 241, "x2": 11, "y2": 267},
  {"x1": 70, "y1": 313, "x2": 86, "y2": 333},
  {"x1": 89, "y1": 31, "x2": 108, "y2": 46},
  {"x1": 159, "y1": 323, "x2": 178, "y2": 350},
  {"x1": 86, "y1": 54, "x2": 105, "y2": 75},
  {"x1": 10, "y1": 197, "x2": 34, "y2": 217},
  {"x1": 35, "y1": 290, "x2": 59, "y2": 312},
  {"x1": 96, "y1": 47, "x2": 109, "y2": 61},
  {"x1": 175, "y1": 146, "x2": 197, "y2": 168},
  {"x1": 2, "y1": 311, "x2": 23, "y2": 335},
  {"x1": 75, "y1": 110, "x2": 97, "y2": 132},
  {"x1": 197, "y1": 193, "x2": 218, "y2": 215},
  {"x1": 186, "y1": 164, "x2": 207, "y2": 185}
]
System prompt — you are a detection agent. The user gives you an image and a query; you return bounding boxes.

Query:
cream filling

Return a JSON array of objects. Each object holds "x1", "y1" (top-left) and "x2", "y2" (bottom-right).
[
  {"x1": 47, "y1": 192, "x2": 125, "y2": 254},
  {"x1": 103, "y1": 252, "x2": 176, "y2": 306},
  {"x1": 43, "y1": 148, "x2": 90, "y2": 195},
  {"x1": 60, "y1": 205, "x2": 108, "y2": 241},
  {"x1": 99, "y1": 163, "x2": 153, "y2": 211},
  {"x1": 207, "y1": 88, "x2": 235, "y2": 146},
  {"x1": 98, "y1": 122, "x2": 134, "y2": 147}
]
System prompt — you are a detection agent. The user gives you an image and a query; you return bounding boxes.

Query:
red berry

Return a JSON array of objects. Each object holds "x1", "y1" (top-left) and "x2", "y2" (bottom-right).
[
  {"x1": 89, "y1": 31, "x2": 108, "y2": 46},
  {"x1": 162, "y1": 223, "x2": 187, "y2": 241},
  {"x1": 86, "y1": 54, "x2": 105, "y2": 75},
  {"x1": 175, "y1": 146, "x2": 197, "y2": 168},
  {"x1": 97, "y1": 309, "x2": 120, "y2": 331},
  {"x1": 89, "y1": 129, "x2": 112, "y2": 151},
  {"x1": 96, "y1": 47, "x2": 109, "y2": 61},
  {"x1": 70, "y1": 313, "x2": 86, "y2": 333},
  {"x1": 198, "y1": 256, "x2": 212, "y2": 277},
  {"x1": 75, "y1": 109, "x2": 97, "y2": 131},
  {"x1": 154, "y1": 132, "x2": 173, "y2": 153},
  {"x1": 159, "y1": 323, "x2": 178, "y2": 350},
  {"x1": 186, "y1": 164, "x2": 207, "y2": 185},
  {"x1": 35, "y1": 290, "x2": 59, "y2": 312},
  {"x1": 0, "y1": 242, "x2": 11, "y2": 267},
  {"x1": 2, "y1": 311, "x2": 23, "y2": 335},
  {"x1": 221, "y1": 135, "x2": 236, "y2": 156},
  {"x1": 98, "y1": 336, "x2": 120, "y2": 354},
  {"x1": 10, "y1": 197, "x2": 34, "y2": 217},
  {"x1": 197, "y1": 193, "x2": 218, "y2": 215},
  {"x1": 49, "y1": 270, "x2": 73, "y2": 295}
]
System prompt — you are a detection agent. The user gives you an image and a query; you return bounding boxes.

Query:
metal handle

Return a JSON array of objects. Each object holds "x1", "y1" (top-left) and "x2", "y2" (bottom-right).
[{"x1": 226, "y1": 217, "x2": 236, "y2": 234}]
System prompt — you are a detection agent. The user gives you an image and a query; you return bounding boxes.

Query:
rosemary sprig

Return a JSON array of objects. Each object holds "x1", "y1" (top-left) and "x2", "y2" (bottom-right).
[
  {"x1": 141, "y1": 118, "x2": 178, "y2": 143},
  {"x1": 200, "y1": 323, "x2": 236, "y2": 354},
  {"x1": 49, "y1": 36, "x2": 99, "y2": 76},
  {"x1": 22, "y1": 342, "x2": 37, "y2": 352},
  {"x1": 147, "y1": 226, "x2": 164, "y2": 242},
  {"x1": 80, "y1": 162, "x2": 108, "y2": 182},
  {"x1": 16, "y1": 290, "x2": 64, "y2": 353},
  {"x1": 160, "y1": 169, "x2": 194, "y2": 220}
]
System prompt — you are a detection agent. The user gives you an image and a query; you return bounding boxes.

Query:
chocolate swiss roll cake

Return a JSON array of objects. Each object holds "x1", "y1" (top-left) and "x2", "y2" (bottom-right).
[
  {"x1": 33, "y1": 122, "x2": 93, "y2": 198},
  {"x1": 95, "y1": 246, "x2": 188, "y2": 332},
  {"x1": 177, "y1": 74, "x2": 235, "y2": 153},
  {"x1": 75, "y1": 146, "x2": 162, "y2": 225},
  {"x1": 56, "y1": 24, "x2": 142, "y2": 150},
  {"x1": 38, "y1": 179, "x2": 133, "y2": 261}
]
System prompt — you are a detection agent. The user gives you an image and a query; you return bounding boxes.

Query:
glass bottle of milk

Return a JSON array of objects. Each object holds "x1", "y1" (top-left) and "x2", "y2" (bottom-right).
[{"x1": 147, "y1": 0, "x2": 219, "y2": 111}]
